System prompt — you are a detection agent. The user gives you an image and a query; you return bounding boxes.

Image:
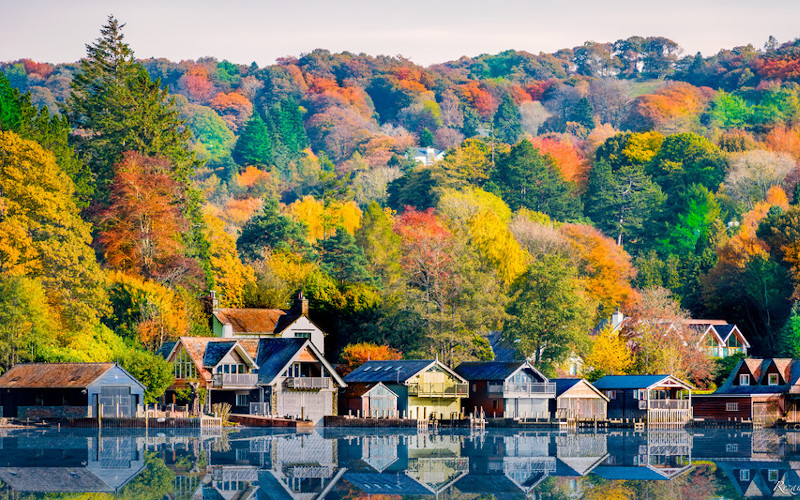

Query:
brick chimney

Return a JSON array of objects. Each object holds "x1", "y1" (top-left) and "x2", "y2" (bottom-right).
[
  {"x1": 210, "y1": 290, "x2": 219, "y2": 310},
  {"x1": 293, "y1": 291, "x2": 309, "y2": 316}
]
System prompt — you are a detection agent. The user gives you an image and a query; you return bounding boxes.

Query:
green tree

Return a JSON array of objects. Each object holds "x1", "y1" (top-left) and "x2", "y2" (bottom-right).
[
  {"x1": 387, "y1": 167, "x2": 440, "y2": 212},
  {"x1": 317, "y1": 229, "x2": 374, "y2": 285},
  {"x1": 355, "y1": 201, "x2": 402, "y2": 288},
  {"x1": 493, "y1": 94, "x2": 522, "y2": 144},
  {"x1": 67, "y1": 16, "x2": 197, "y2": 202},
  {"x1": 503, "y1": 255, "x2": 595, "y2": 368},
  {"x1": 584, "y1": 160, "x2": 665, "y2": 248},
  {"x1": 419, "y1": 127, "x2": 435, "y2": 147},
  {"x1": 0, "y1": 275, "x2": 58, "y2": 371},
  {"x1": 118, "y1": 348, "x2": 174, "y2": 403},
  {"x1": 492, "y1": 139, "x2": 582, "y2": 221},
  {"x1": 236, "y1": 197, "x2": 311, "y2": 261},
  {"x1": 232, "y1": 111, "x2": 273, "y2": 168}
]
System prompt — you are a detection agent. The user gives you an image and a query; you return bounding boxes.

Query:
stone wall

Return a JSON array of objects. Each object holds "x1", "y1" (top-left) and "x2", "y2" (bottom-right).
[{"x1": 18, "y1": 405, "x2": 89, "y2": 419}]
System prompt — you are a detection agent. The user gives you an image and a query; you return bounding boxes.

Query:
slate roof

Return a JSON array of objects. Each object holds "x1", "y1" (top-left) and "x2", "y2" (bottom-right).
[
  {"x1": 156, "y1": 341, "x2": 176, "y2": 359},
  {"x1": 592, "y1": 374, "x2": 690, "y2": 390},
  {"x1": 255, "y1": 338, "x2": 310, "y2": 385},
  {"x1": 203, "y1": 341, "x2": 236, "y2": 367},
  {"x1": 344, "y1": 360, "x2": 435, "y2": 384},
  {"x1": 487, "y1": 331, "x2": 518, "y2": 362},
  {"x1": 340, "y1": 382, "x2": 398, "y2": 399},
  {"x1": 274, "y1": 313, "x2": 303, "y2": 334},
  {"x1": 592, "y1": 465, "x2": 675, "y2": 481},
  {"x1": 0, "y1": 363, "x2": 116, "y2": 389},
  {"x1": 343, "y1": 472, "x2": 432, "y2": 495},
  {"x1": 0, "y1": 468, "x2": 116, "y2": 493},
  {"x1": 713, "y1": 358, "x2": 800, "y2": 395},
  {"x1": 213, "y1": 308, "x2": 287, "y2": 334},
  {"x1": 454, "y1": 361, "x2": 532, "y2": 382}
]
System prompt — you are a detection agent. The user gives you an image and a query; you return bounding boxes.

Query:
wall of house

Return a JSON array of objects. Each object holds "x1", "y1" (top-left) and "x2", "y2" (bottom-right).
[
  {"x1": 276, "y1": 388, "x2": 337, "y2": 425},
  {"x1": 280, "y1": 316, "x2": 325, "y2": 354},
  {"x1": 461, "y1": 380, "x2": 503, "y2": 417},
  {"x1": 504, "y1": 397, "x2": 549, "y2": 419},
  {"x1": 692, "y1": 395, "x2": 752, "y2": 421},
  {"x1": 552, "y1": 396, "x2": 607, "y2": 419},
  {"x1": 605, "y1": 389, "x2": 646, "y2": 420},
  {"x1": 407, "y1": 396, "x2": 461, "y2": 419},
  {"x1": 87, "y1": 366, "x2": 145, "y2": 418},
  {"x1": 1, "y1": 388, "x2": 89, "y2": 419}
]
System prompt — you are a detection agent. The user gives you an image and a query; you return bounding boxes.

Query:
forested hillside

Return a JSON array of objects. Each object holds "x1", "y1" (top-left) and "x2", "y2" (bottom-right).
[{"x1": 3, "y1": 16, "x2": 800, "y2": 392}]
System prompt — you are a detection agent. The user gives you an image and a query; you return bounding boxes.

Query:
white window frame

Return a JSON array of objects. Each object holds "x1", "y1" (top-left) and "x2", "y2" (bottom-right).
[
  {"x1": 726, "y1": 402, "x2": 739, "y2": 412},
  {"x1": 768, "y1": 373, "x2": 779, "y2": 386},
  {"x1": 236, "y1": 394, "x2": 248, "y2": 407},
  {"x1": 726, "y1": 443, "x2": 739, "y2": 452},
  {"x1": 769, "y1": 469, "x2": 779, "y2": 482},
  {"x1": 740, "y1": 469, "x2": 750, "y2": 482},
  {"x1": 740, "y1": 374, "x2": 750, "y2": 386}
]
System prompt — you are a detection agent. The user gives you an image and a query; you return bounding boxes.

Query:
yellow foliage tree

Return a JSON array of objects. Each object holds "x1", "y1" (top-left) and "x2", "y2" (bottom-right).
[
  {"x1": 438, "y1": 186, "x2": 513, "y2": 225},
  {"x1": 289, "y1": 195, "x2": 326, "y2": 242},
  {"x1": 326, "y1": 200, "x2": 363, "y2": 235},
  {"x1": 468, "y1": 209, "x2": 530, "y2": 286},
  {"x1": 585, "y1": 325, "x2": 632, "y2": 376},
  {"x1": 289, "y1": 196, "x2": 363, "y2": 242},
  {"x1": 0, "y1": 130, "x2": 107, "y2": 329},
  {"x1": 202, "y1": 207, "x2": 255, "y2": 308}
]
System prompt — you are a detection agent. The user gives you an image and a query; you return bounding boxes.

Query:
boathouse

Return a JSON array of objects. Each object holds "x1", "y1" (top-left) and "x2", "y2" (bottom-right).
[
  {"x1": 344, "y1": 360, "x2": 469, "y2": 420},
  {"x1": 0, "y1": 363, "x2": 145, "y2": 419},
  {"x1": 454, "y1": 361, "x2": 555, "y2": 418},
  {"x1": 692, "y1": 358, "x2": 800, "y2": 426},
  {"x1": 592, "y1": 374, "x2": 693, "y2": 423},
  {"x1": 339, "y1": 382, "x2": 399, "y2": 417},
  {"x1": 549, "y1": 378, "x2": 608, "y2": 420}
]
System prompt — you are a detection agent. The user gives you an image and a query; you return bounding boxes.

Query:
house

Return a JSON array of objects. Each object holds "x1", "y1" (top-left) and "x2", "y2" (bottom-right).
[
  {"x1": 592, "y1": 374, "x2": 693, "y2": 423},
  {"x1": 692, "y1": 358, "x2": 800, "y2": 425},
  {"x1": 0, "y1": 363, "x2": 145, "y2": 419},
  {"x1": 343, "y1": 359, "x2": 469, "y2": 420},
  {"x1": 550, "y1": 378, "x2": 608, "y2": 420},
  {"x1": 688, "y1": 321, "x2": 750, "y2": 358},
  {"x1": 211, "y1": 292, "x2": 326, "y2": 354},
  {"x1": 339, "y1": 382, "x2": 399, "y2": 418},
  {"x1": 454, "y1": 361, "x2": 555, "y2": 418},
  {"x1": 593, "y1": 430, "x2": 694, "y2": 481},
  {"x1": 158, "y1": 337, "x2": 345, "y2": 424},
  {"x1": 410, "y1": 146, "x2": 445, "y2": 166}
]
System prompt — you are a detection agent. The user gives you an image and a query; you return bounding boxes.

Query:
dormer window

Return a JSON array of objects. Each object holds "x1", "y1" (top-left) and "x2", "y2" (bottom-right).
[
  {"x1": 768, "y1": 373, "x2": 779, "y2": 386},
  {"x1": 740, "y1": 374, "x2": 750, "y2": 386}
]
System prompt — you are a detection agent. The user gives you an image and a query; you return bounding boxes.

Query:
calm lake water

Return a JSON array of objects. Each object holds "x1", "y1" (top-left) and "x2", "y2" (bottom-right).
[{"x1": 0, "y1": 426, "x2": 797, "y2": 498}]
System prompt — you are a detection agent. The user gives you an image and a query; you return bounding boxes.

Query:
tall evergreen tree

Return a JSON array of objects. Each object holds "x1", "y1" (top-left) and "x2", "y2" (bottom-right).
[
  {"x1": 493, "y1": 94, "x2": 522, "y2": 144},
  {"x1": 232, "y1": 112, "x2": 273, "y2": 168},
  {"x1": 492, "y1": 139, "x2": 582, "y2": 221},
  {"x1": 236, "y1": 197, "x2": 310, "y2": 261},
  {"x1": 317, "y1": 229, "x2": 374, "y2": 285}
]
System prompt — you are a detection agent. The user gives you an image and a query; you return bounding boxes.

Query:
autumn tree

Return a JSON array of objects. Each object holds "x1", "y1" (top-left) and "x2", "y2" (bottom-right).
[
  {"x1": 339, "y1": 342, "x2": 402, "y2": 375},
  {"x1": 232, "y1": 112, "x2": 273, "y2": 168},
  {"x1": 584, "y1": 324, "x2": 632, "y2": 379},
  {"x1": 355, "y1": 202, "x2": 402, "y2": 288},
  {"x1": 237, "y1": 197, "x2": 311, "y2": 261},
  {"x1": 97, "y1": 152, "x2": 196, "y2": 284}
]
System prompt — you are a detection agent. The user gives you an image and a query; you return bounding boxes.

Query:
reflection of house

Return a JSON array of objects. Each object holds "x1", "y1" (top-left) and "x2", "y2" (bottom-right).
[
  {"x1": 715, "y1": 460, "x2": 800, "y2": 498},
  {"x1": 159, "y1": 337, "x2": 344, "y2": 423},
  {"x1": 592, "y1": 374, "x2": 693, "y2": 423},
  {"x1": 344, "y1": 360, "x2": 468, "y2": 420},
  {"x1": 693, "y1": 358, "x2": 800, "y2": 425},
  {"x1": 339, "y1": 382, "x2": 398, "y2": 418},
  {"x1": 553, "y1": 433, "x2": 609, "y2": 477},
  {"x1": 0, "y1": 363, "x2": 145, "y2": 419},
  {"x1": 212, "y1": 293, "x2": 326, "y2": 354},
  {"x1": 550, "y1": 378, "x2": 608, "y2": 420},
  {"x1": 405, "y1": 434, "x2": 469, "y2": 494},
  {"x1": 0, "y1": 433, "x2": 145, "y2": 494},
  {"x1": 455, "y1": 361, "x2": 555, "y2": 419},
  {"x1": 595, "y1": 430, "x2": 693, "y2": 480}
]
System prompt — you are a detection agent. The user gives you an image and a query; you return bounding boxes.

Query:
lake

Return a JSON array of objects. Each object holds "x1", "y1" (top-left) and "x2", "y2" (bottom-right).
[{"x1": 0, "y1": 426, "x2": 796, "y2": 498}]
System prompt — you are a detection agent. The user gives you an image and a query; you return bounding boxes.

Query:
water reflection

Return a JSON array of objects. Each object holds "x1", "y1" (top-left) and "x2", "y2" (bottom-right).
[{"x1": 3, "y1": 427, "x2": 800, "y2": 498}]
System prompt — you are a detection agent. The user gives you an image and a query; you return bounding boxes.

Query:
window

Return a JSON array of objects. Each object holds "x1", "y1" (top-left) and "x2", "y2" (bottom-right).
[
  {"x1": 769, "y1": 470, "x2": 779, "y2": 482},
  {"x1": 236, "y1": 394, "x2": 248, "y2": 407},
  {"x1": 606, "y1": 390, "x2": 616, "y2": 400},
  {"x1": 726, "y1": 402, "x2": 739, "y2": 412},
  {"x1": 633, "y1": 389, "x2": 639, "y2": 400},
  {"x1": 768, "y1": 373, "x2": 779, "y2": 386},
  {"x1": 493, "y1": 400, "x2": 499, "y2": 410},
  {"x1": 726, "y1": 443, "x2": 739, "y2": 452},
  {"x1": 174, "y1": 348, "x2": 198, "y2": 380},
  {"x1": 740, "y1": 469, "x2": 750, "y2": 482},
  {"x1": 295, "y1": 332, "x2": 311, "y2": 339},
  {"x1": 740, "y1": 374, "x2": 750, "y2": 386}
]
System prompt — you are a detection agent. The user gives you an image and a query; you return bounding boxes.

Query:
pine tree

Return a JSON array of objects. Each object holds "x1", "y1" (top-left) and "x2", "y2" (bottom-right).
[
  {"x1": 232, "y1": 112, "x2": 272, "y2": 168},
  {"x1": 236, "y1": 197, "x2": 310, "y2": 261},
  {"x1": 493, "y1": 94, "x2": 522, "y2": 144},
  {"x1": 317, "y1": 229, "x2": 374, "y2": 285},
  {"x1": 420, "y1": 127, "x2": 435, "y2": 147},
  {"x1": 67, "y1": 16, "x2": 196, "y2": 202}
]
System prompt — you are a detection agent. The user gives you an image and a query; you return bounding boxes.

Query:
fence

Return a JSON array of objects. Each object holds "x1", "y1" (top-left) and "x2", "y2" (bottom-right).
[
  {"x1": 284, "y1": 377, "x2": 331, "y2": 389},
  {"x1": 407, "y1": 382, "x2": 469, "y2": 397}
]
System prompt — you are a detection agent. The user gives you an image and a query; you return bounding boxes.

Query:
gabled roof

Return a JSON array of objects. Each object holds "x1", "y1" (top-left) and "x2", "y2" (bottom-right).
[
  {"x1": 212, "y1": 308, "x2": 287, "y2": 334},
  {"x1": 551, "y1": 378, "x2": 609, "y2": 401},
  {"x1": 714, "y1": 358, "x2": 800, "y2": 395},
  {"x1": 255, "y1": 338, "x2": 345, "y2": 387},
  {"x1": 162, "y1": 337, "x2": 261, "y2": 381},
  {"x1": 156, "y1": 341, "x2": 176, "y2": 359},
  {"x1": 592, "y1": 374, "x2": 692, "y2": 391},
  {"x1": 0, "y1": 363, "x2": 122, "y2": 389},
  {"x1": 344, "y1": 360, "x2": 467, "y2": 385},
  {"x1": 454, "y1": 361, "x2": 546, "y2": 382},
  {"x1": 340, "y1": 382, "x2": 398, "y2": 399}
]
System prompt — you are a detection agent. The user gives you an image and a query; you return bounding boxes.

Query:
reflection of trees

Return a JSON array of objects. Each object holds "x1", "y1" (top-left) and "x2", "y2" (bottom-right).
[{"x1": 116, "y1": 452, "x2": 174, "y2": 500}]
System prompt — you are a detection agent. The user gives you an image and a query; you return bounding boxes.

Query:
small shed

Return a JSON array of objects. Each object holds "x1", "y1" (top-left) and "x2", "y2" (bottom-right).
[
  {"x1": 340, "y1": 382, "x2": 398, "y2": 418},
  {"x1": 592, "y1": 374, "x2": 692, "y2": 423},
  {"x1": 0, "y1": 363, "x2": 145, "y2": 419},
  {"x1": 549, "y1": 378, "x2": 608, "y2": 420}
]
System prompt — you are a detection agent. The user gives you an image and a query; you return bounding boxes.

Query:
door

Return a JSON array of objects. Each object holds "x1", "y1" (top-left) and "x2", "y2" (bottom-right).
[{"x1": 100, "y1": 387, "x2": 132, "y2": 418}]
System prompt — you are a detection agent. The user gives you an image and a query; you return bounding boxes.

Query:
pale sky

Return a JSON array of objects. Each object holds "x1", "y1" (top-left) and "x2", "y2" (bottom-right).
[{"x1": 1, "y1": 0, "x2": 799, "y2": 67}]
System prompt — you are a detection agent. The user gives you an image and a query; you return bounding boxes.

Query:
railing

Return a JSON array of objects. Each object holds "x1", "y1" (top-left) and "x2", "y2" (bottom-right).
[
  {"x1": 213, "y1": 373, "x2": 258, "y2": 388},
  {"x1": 407, "y1": 382, "x2": 469, "y2": 397},
  {"x1": 250, "y1": 402, "x2": 270, "y2": 416},
  {"x1": 648, "y1": 399, "x2": 691, "y2": 410},
  {"x1": 284, "y1": 377, "x2": 331, "y2": 390},
  {"x1": 488, "y1": 382, "x2": 557, "y2": 395}
]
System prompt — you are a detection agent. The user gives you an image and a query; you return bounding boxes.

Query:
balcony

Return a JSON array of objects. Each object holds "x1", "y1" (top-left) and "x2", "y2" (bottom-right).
[
  {"x1": 408, "y1": 382, "x2": 469, "y2": 398},
  {"x1": 284, "y1": 377, "x2": 331, "y2": 390},
  {"x1": 648, "y1": 399, "x2": 690, "y2": 410},
  {"x1": 212, "y1": 373, "x2": 258, "y2": 388},
  {"x1": 250, "y1": 402, "x2": 270, "y2": 416},
  {"x1": 488, "y1": 382, "x2": 556, "y2": 395}
]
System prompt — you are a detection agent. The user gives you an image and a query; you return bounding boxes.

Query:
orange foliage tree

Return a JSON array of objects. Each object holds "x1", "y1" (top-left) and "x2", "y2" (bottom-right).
[
  {"x1": 457, "y1": 81, "x2": 498, "y2": 120},
  {"x1": 178, "y1": 64, "x2": 216, "y2": 102},
  {"x1": 340, "y1": 342, "x2": 402, "y2": 375},
  {"x1": 531, "y1": 136, "x2": 589, "y2": 187},
  {"x1": 625, "y1": 82, "x2": 713, "y2": 132},
  {"x1": 97, "y1": 152, "x2": 190, "y2": 280},
  {"x1": 560, "y1": 224, "x2": 638, "y2": 318},
  {"x1": 765, "y1": 126, "x2": 800, "y2": 161}
]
